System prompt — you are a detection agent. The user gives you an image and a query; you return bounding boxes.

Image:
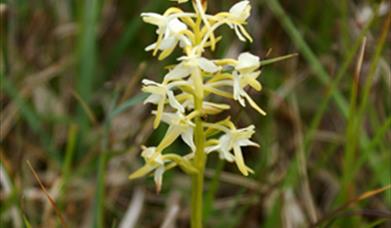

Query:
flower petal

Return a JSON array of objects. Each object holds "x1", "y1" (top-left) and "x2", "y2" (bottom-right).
[
  {"x1": 233, "y1": 145, "x2": 251, "y2": 176},
  {"x1": 234, "y1": 25, "x2": 246, "y2": 42},
  {"x1": 128, "y1": 164, "x2": 155, "y2": 180},
  {"x1": 229, "y1": 0, "x2": 251, "y2": 21},
  {"x1": 236, "y1": 52, "x2": 260, "y2": 72},
  {"x1": 153, "y1": 97, "x2": 166, "y2": 128},
  {"x1": 167, "y1": 18, "x2": 187, "y2": 34},
  {"x1": 157, "y1": 126, "x2": 182, "y2": 151},
  {"x1": 144, "y1": 94, "x2": 161, "y2": 104},
  {"x1": 154, "y1": 166, "x2": 165, "y2": 192},
  {"x1": 244, "y1": 93, "x2": 266, "y2": 115},
  {"x1": 237, "y1": 139, "x2": 259, "y2": 147},
  {"x1": 181, "y1": 128, "x2": 195, "y2": 151},
  {"x1": 165, "y1": 63, "x2": 191, "y2": 80},
  {"x1": 198, "y1": 57, "x2": 220, "y2": 73},
  {"x1": 167, "y1": 90, "x2": 185, "y2": 112}
]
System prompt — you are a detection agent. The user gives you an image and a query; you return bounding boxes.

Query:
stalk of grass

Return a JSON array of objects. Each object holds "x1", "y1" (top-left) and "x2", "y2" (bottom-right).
[
  {"x1": 263, "y1": 195, "x2": 283, "y2": 228},
  {"x1": 341, "y1": 37, "x2": 367, "y2": 197},
  {"x1": 263, "y1": 0, "x2": 349, "y2": 116},
  {"x1": 110, "y1": 93, "x2": 148, "y2": 119},
  {"x1": 364, "y1": 117, "x2": 391, "y2": 152},
  {"x1": 71, "y1": 90, "x2": 97, "y2": 125},
  {"x1": 339, "y1": 0, "x2": 350, "y2": 50},
  {"x1": 356, "y1": 12, "x2": 390, "y2": 133},
  {"x1": 27, "y1": 160, "x2": 68, "y2": 227},
  {"x1": 23, "y1": 215, "x2": 33, "y2": 228},
  {"x1": 93, "y1": 90, "x2": 118, "y2": 228},
  {"x1": 354, "y1": 117, "x2": 391, "y2": 203},
  {"x1": 93, "y1": 92, "x2": 146, "y2": 228},
  {"x1": 338, "y1": 37, "x2": 367, "y2": 227},
  {"x1": 262, "y1": 6, "x2": 385, "y2": 187},
  {"x1": 312, "y1": 185, "x2": 391, "y2": 227},
  {"x1": 59, "y1": 123, "x2": 78, "y2": 209},
  {"x1": 303, "y1": 15, "x2": 375, "y2": 153},
  {"x1": 341, "y1": 11, "x2": 390, "y2": 203},
  {"x1": 76, "y1": 0, "x2": 101, "y2": 155}
]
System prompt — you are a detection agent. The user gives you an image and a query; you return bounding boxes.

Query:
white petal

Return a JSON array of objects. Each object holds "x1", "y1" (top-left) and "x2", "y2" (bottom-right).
[
  {"x1": 221, "y1": 149, "x2": 235, "y2": 162},
  {"x1": 167, "y1": 18, "x2": 187, "y2": 34},
  {"x1": 165, "y1": 63, "x2": 191, "y2": 80},
  {"x1": 233, "y1": 73, "x2": 242, "y2": 100},
  {"x1": 160, "y1": 112, "x2": 177, "y2": 125},
  {"x1": 154, "y1": 166, "x2": 165, "y2": 192},
  {"x1": 229, "y1": 1, "x2": 251, "y2": 21},
  {"x1": 233, "y1": 145, "x2": 249, "y2": 176},
  {"x1": 234, "y1": 25, "x2": 246, "y2": 42},
  {"x1": 198, "y1": 57, "x2": 220, "y2": 73},
  {"x1": 145, "y1": 42, "x2": 157, "y2": 51},
  {"x1": 159, "y1": 37, "x2": 177, "y2": 50},
  {"x1": 237, "y1": 139, "x2": 259, "y2": 147},
  {"x1": 181, "y1": 128, "x2": 195, "y2": 151},
  {"x1": 219, "y1": 134, "x2": 232, "y2": 155},
  {"x1": 167, "y1": 91, "x2": 185, "y2": 112},
  {"x1": 141, "y1": 147, "x2": 156, "y2": 159},
  {"x1": 142, "y1": 79, "x2": 159, "y2": 86},
  {"x1": 174, "y1": 0, "x2": 189, "y2": 3},
  {"x1": 157, "y1": 125, "x2": 182, "y2": 151},
  {"x1": 144, "y1": 94, "x2": 161, "y2": 104},
  {"x1": 179, "y1": 35, "x2": 192, "y2": 48},
  {"x1": 205, "y1": 145, "x2": 220, "y2": 154},
  {"x1": 236, "y1": 52, "x2": 260, "y2": 71},
  {"x1": 141, "y1": 13, "x2": 166, "y2": 26}
]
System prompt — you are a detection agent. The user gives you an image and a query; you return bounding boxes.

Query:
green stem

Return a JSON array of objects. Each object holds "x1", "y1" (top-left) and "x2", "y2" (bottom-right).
[{"x1": 191, "y1": 68, "x2": 206, "y2": 228}]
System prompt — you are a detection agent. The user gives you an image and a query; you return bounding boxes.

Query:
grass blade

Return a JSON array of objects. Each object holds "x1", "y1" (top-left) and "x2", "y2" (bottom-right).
[
  {"x1": 76, "y1": 0, "x2": 101, "y2": 153},
  {"x1": 110, "y1": 93, "x2": 148, "y2": 118},
  {"x1": 264, "y1": 0, "x2": 349, "y2": 116}
]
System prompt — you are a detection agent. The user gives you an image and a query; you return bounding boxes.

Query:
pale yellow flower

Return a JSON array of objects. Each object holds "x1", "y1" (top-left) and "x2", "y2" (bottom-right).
[
  {"x1": 142, "y1": 13, "x2": 192, "y2": 59},
  {"x1": 157, "y1": 111, "x2": 196, "y2": 151},
  {"x1": 142, "y1": 79, "x2": 186, "y2": 128},
  {"x1": 166, "y1": 55, "x2": 220, "y2": 81},
  {"x1": 129, "y1": 146, "x2": 197, "y2": 192},
  {"x1": 232, "y1": 53, "x2": 266, "y2": 115},
  {"x1": 130, "y1": 0, "x2": 268, "y2": 192},
  {"x1": 128, "y1": 146, "x2": 165, "y2": 192},
  {"x1": 206, "y1": 125, "x2": 258, "y2": 176},
  {"x1": 218, "y1": 0, "x2": 253, "y2": 42}
]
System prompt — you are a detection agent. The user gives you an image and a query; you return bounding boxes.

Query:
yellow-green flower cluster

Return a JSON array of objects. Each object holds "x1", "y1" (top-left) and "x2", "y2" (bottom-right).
[{"x1": 129, "y1": 0, "x2": 265, "y2": 192}]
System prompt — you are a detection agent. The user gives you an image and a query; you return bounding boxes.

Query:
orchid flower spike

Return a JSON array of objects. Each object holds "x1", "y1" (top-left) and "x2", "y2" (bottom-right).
[{"x1": 130, "y1": 0, "x2": 268, "y2": 193}]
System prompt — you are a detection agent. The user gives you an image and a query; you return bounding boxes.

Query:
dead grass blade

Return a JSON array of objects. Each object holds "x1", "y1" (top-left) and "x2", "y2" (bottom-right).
[
  {"x1": 311, "y1": 185, "x2": 391, "y2": 227},
  {"x1": 71, "y1": 90, "x2": 97, "y2": 125},
  {"x1": 26, "y1": 160, "x2": 68, "y2": 228}
]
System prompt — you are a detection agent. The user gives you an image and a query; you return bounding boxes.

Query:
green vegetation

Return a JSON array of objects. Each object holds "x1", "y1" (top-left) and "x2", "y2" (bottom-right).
[{"x1": 1, "y1": 0, "x2": 390, "y2": 227}]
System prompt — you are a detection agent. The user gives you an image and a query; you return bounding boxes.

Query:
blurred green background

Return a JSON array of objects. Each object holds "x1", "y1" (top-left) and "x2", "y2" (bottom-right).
[{"x1": 1, "y1": 0, "x2": 390, "y2": 227}]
